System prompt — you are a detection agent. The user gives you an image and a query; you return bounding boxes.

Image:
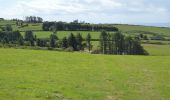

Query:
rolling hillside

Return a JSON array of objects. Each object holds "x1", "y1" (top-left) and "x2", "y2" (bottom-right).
[
  {"x1": 0, "y1": 48, "x2": 169, "y2": 100},
  {"x1": 1, "y1": 20, "x2": 170, "y2": 56}
]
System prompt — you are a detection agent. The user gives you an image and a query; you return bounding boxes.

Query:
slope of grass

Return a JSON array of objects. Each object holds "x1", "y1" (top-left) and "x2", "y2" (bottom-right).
[
  {"x1": 1, "y1": 20, "x2": 170, "y2": 36},
  {"x1": 0, "y1": 48, "x2": 169, "y2": 100},
  {"x1": 17, "y1": 23, "x2": 42, "y2": 31},
  {"x1": 115, "y1": 24, "x2": 170, "y2": 37},
  {"x1": 21, "y1": 31, "x2": 101, "y2": 39},
  {"x1": 0, "y1": 20, "x2": 16, "y2": 26},
  {"x1": 142, "y1": 44, "x2": 170, "y2": 56},
  {"x1": 0, "y1": 20, "x2": 42, "y2": 31},
  {"x1": 20, "y1": 31, "x2": 170, "y2": 56}
]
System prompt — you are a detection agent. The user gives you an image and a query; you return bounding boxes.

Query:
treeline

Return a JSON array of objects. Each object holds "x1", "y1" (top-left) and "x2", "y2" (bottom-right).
[
  {"x1": 0, "y1": 18, "x2": 4, "y2": 21},
  {"x1": 0, "y1": 31, "x2": 147, "y2": 55},
  {"x1": 0, "y1": 25, "x2": 13, "y2": 31},
  {"x1": 0, "y1": 31, "x2": 24, "y2": 45},
  {"x1": 25, "y1": 16, "x2": 43, "y2": 23},
  {"x1": 0, "y1": 25, "x2": 147, "y2": 55},
  {"x1": 98, "y1": 31, "x2": 148, "y2": 55},
  {"x1": 0, "y1": 27, "x2": 92, "y2": 52},
  {"x1": 42, "y1": 21, "x2": 119, "y2": 31}
]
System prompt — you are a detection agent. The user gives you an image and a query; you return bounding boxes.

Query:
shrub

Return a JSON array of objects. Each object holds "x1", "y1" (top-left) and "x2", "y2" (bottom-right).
[{"x1": 65, "y1": 47, "x2": 74, "y2": 52}]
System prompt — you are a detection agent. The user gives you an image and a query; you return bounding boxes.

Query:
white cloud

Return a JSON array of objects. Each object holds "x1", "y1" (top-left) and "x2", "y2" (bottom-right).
[{"x1": 0, "y1": 0, "x2": 169, "y2": 23}]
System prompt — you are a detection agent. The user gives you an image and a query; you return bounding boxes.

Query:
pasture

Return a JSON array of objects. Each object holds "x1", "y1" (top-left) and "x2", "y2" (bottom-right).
[
  {"x1": 21, "y1": 31, "x2": 102, "y2": 39},
  {"x1": 1, "y1": 20, "x2": 170, "y2": 100},
  {"x1": 115, "y1": 24, "x2": 170, "y2": 37},
  {"x1": 0, "y1": 48, "x2": 170, "y2": 100}
]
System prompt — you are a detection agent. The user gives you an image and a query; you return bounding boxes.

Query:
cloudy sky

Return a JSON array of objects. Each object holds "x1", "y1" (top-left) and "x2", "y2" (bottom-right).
[{"x1": 0, "y1": 0, "x2": 169, "y2": 24}]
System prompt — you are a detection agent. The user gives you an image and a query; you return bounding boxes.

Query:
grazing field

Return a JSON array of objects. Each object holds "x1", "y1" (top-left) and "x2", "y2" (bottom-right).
[
  {"x1": 142, "y1": 40, "x2": 170, "y2": 44},
  {"x1": 21, "y1": 31, "x2": 102, "y2": 39},
  {"x1": 20, "y1": 31, "x2": 170, "y2": 56},
  {"x1": 90, "y1": 42, "x2": 170, "y2": 56},
  {"x1": 1, "y1": 20, "x2": 170, "y2": 37},
  {"x1": 0, "y1": 20, "x2": 42, "y2": 31},
  {"x1": 142, "y1": 44, "x2": 170, "y2": 56},
  {"x1": 0, "y1": 20, "x2": 16, "y2": 26},
  {"x1": 17, "y1": 23, "x2": 42, "y2": 31},
  {"x1": 0, "y1": 48, "x2": 170, "y2": 100},
  {"x1": 115, "y1": 24, "x2": 170, "y2": 37}
]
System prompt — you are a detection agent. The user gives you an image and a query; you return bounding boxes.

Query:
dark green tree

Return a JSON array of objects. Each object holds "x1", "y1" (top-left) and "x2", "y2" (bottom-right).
[
  {"x1": 18, "y1": 36, "x2": 24, "y2": 45},
  {"x1": 107, "y1": 33, "x2": 112, "y2": 54},
  {"x1": 13, "y1": 31, "x2": 22, "y2": 42},
  {"x1": 86, "y1": 33, "x2": 92, "y2": 52},
  {"x1": 25, "y1": 31, "x2": 35, "y2": 46},
  {"x1": 143, "y1": 35, "x2": 148, "y2": 40},
  {"x1": 112, "y1": 32, "x2": 125, "y2": 55},
  {"x1": 61, "y1": 37, "x2": 68, "y2": 49},
  {"x1": 2, "y1": 36, "x2": 9, "y2": 44},
  {"x1": 76, "y1": 33, "x2": 83, "y2": 50},
  {"x1": 131, "y1": 38, "x2": 148, "y2": 55},
  {"x1": 67, "y1": 33, "x2": 77, "y2": 50},
  {"x1": 99, "y1": 31, "x2": 108, "y2": 54},
  {"x1": 50, "y1": 34, "x2": 58, "y2": 48},
  {"x1": 5, "y1": 24, "x2": 13, "y2": 31},
  {"x1": 37, "y1": 39, "x2": 47, "y2": 47},
  {"x1": 124, "y1": 36, "x2": 133, "y2": 54}
]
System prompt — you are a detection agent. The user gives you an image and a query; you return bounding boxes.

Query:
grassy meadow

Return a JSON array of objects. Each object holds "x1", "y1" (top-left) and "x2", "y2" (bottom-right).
[
  {"x1": 114, "y1": 24, "x2": 170, "y2": 37},
  {"x1": 1, "y1": 20, "x2": 170, "y2": 99},
  {"x1": 21, "y1": 31, "x2": 102, "y2": 39},
  {"x1": 142, "y1": 44, "x2": 170, "y2": 56},
  {"x1": 0, "y1": 48, "x2": 170, "y2": 100},
  {"x1": 0, "y1": 20, "x2": 42, "y2": 31}
]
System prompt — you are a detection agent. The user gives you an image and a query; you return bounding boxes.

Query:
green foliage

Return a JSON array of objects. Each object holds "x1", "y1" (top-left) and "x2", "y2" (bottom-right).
[
  {"x1": 0, "y1": 30, "x2": 22, "y2": 44},
  {"x1": 42, "y1": 21, "x2": 119, "y2": 31},
  {"x1": 76, "y1": 33, "x2": 83, "y2": 50},
  {"x1": 99, "y1": 31, "x2": 108, "y2": 54},
  {"x1": 112, "y1": 31, "x2": 125, "y2": 54},
  {"x1": 18, "y1": 36, "x2": 24, "y2": 45},
  {"x1": 2, "y1": 36, "x2": 9, "y2": 44},
  {"x1": 36, "y1": 39, "x2": 47, "y2": 47},
  {"x1": 99, "y1": 31, "x2": 148, "y2": 55},
  {"x1": 49, "y1": 34, "x2": 58, "y2": 48},
  {"x1": 67, "y1": 33, "x2": 77, "y2": 50},
  {"x1": 86, "y1": 33, "x2": 92, "y2": 52},
  {"x1": 5, "y1": 24, "x2": 13, "y2": 31},
  {"x1": 61, "y1": 37, "x2": 68, "y2": 49},
  {"x1": 25, "y1": 31, "x2": 35, "y2": 46},
  {"x1": 25, "y1": 16, "x2": 43, "y2": 23}
]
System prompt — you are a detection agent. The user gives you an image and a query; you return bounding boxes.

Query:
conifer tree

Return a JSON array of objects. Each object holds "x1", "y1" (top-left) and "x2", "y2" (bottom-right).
[
  {"x1": 67, "y1": 33, "x2": 77, "y2": 50},
  {"x1": 86, "y1": 33, "x2": 92, "y2": 52}
]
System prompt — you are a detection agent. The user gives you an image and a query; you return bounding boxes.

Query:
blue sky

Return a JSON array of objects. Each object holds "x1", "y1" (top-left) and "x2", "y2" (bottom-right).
[{"x1": 0, "y1": 0, "x2": 169, "y2": 24}]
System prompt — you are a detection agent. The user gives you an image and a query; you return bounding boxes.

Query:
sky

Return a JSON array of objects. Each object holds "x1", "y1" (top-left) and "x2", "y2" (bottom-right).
[{"x1": 0, "y1": 0, "x2": 169, "y2": 24}]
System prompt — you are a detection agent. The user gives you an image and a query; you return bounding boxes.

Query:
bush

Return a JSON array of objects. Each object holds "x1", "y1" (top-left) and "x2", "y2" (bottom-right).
[
  {"x1": 65, "y1": 47, "x2": 74, "y2": 52},
  {"x1": 91, "y1": 49, "x2": 101, "y2": 54}
]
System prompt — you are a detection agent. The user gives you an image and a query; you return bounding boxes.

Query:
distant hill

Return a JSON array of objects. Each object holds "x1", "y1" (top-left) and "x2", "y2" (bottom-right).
[{"x1": 0, "y1": 20, "x2": 170, "y2": 38}]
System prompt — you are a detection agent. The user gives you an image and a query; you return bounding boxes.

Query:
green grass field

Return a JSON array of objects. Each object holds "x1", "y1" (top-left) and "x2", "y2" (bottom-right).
[
  {"x1": 1, "y1": 21, "x2": 170, "y2": 99},
  {"x1": 1, "y1": 20, "x2": 170, "y2": 37},
  {"x1": 19, "y1": 30, "x2": 170, "y2": 56},
  {"x1": 0, "y1": 20, "x2": 42, "y2": 31},
  {"x1": 0, "y1": 20, "x2": 16, "y2": 26},
  {"x1": 17, "y1": 23, "x2": 42, "y2": 31},
  {"x1": 142, "y1": 44, "x2": 170, "y2": 56},
  {"x1": 1, "y1": 20, "x2": 170, "y2": 56},
  {"x1": 89, "y1": 42, "x2": 170, "y2": 56},
  {"x1": 0, "y1": 48, "x2": 170, "y2": 100},
  {"x1": 115, "y1": 24, "x2": 170, "y2": 37},
  {"x1": 21, "y1": 31, "x2": 102, "y2": 39}
]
